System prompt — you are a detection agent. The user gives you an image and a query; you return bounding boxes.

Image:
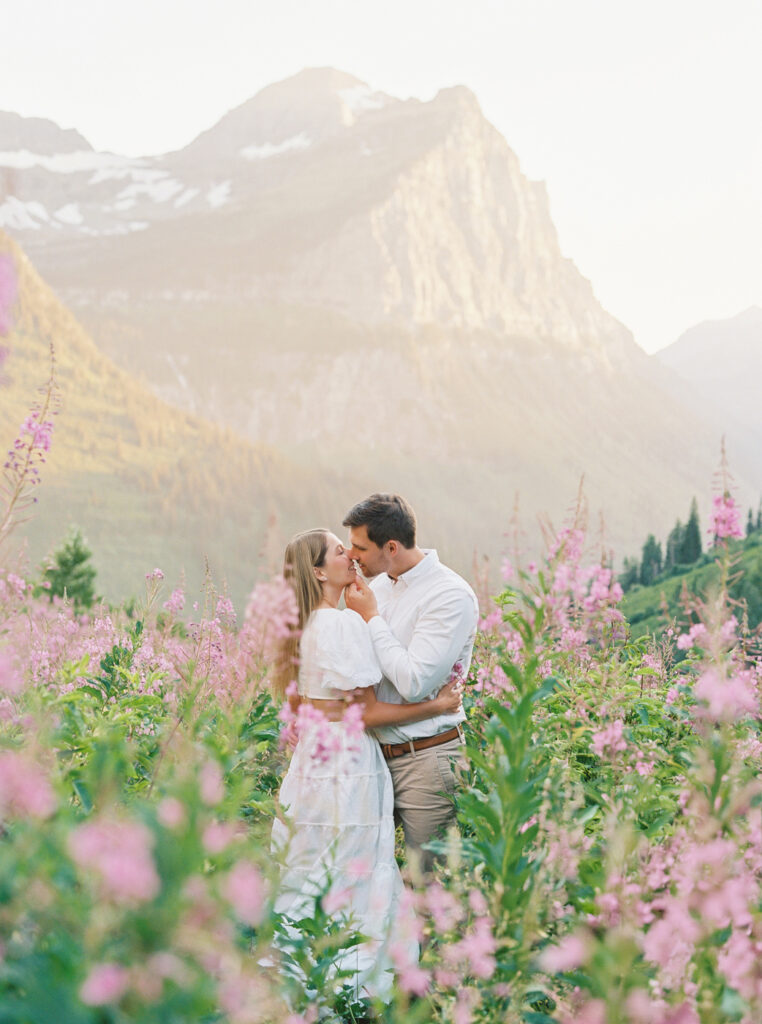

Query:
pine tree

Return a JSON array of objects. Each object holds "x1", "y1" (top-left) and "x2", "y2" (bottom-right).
[
  {"x1": 665, "y1": 520, "x2": 684, "y2": 570},
  {"x1": 747, "y1": 509, "x2": 755, "y2": 537},
  {"x1": 640, "y1": 535, "x2": 663, "y2": 586},
  {"x1": 680, "y1": 498, "x2": 702, "y2": 564},
  {"x1": 618, "y1": 556, "x2": 640, "y2": 592},
  {"x1": 40, "y1": 528, "x2": 97, "y2": 609}
]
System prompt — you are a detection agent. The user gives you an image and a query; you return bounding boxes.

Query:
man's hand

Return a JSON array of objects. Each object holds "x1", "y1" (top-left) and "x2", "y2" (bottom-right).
[{"x1": 345, "y1": 575, "x2": 380, "y2": 623}]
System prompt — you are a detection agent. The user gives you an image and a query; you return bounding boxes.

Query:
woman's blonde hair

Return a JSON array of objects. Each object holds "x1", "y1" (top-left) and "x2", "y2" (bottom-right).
[{"x1": 272, "y1": 528, "x2": 328, "y2": 698}]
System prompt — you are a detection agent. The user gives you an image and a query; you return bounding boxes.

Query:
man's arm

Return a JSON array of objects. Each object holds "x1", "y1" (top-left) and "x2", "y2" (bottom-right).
[{"x1": 346, "y1": 578, "x2": 477, "y2": 702}]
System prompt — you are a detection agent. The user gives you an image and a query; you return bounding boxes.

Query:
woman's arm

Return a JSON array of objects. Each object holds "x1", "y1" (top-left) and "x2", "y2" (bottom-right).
[{"x1": 350, "y1": 679, "x2": 462, "y2": 729}]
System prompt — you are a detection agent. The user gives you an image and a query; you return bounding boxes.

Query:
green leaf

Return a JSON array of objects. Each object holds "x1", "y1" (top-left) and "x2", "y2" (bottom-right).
[{"x1": 71, "y1": 778, "x2": 93, "y2": 812}]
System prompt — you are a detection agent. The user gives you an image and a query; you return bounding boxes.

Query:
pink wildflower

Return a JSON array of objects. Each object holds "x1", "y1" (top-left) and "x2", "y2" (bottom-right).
[
  {"x1": 708, "y1": 492, "x2": 743, "y2": 541},
  {"x1": 199, "y1": 760, "x2": 225, "y2": 805},
  {"x1": 157, "y1": 797, "x2": 186, "y2": 829},
  {"x1": 445, "y1": 916, "x2": 497, "y2": 979},
  {"x1": 642, "y1": 897, "x2": 700, "y2": 988},
  {"x1": 693, "y1": 668, "x2": 756, "y2": 722},
  {"x1": 68, "y1": 818, "x2": 160, "y2": 904},
  {"x1": 223, "y1": 861, "x2": 266, "y2": 926},
  {"x1": 0, "y1": 648, "x2": 24, "y2": 695},
  {"x1": 425, "y1": 883, "x2": 465, "y2": 932},
  {"x1": 202, "y1": 821, "x2": 237, "y2": 853},
  {"x1": 322, "y1": 886, "x2": 352, "y2": 914},
  {"x1": 562, "y1": 998, "x2": 606, "y2": 1024},
  {"x1": 676, "y1": 623, "x2": 707, "y2": 651},
  {"x1": 346, "y1": 856, "x2": 372, "y2": 879},
  {"x1": 468, "y1": 889, "x2": 488, "y2": 915},
  {"x1": 719, "y1": 615, "x2": 739, "y2": 644},
  {"x1": 539, "y1": 932, "x2": 589, "y2": 972},
  {"x1": 285, "y1": 1012, "x2": 318, "y2": 1024},
  {"x1": 395, "y1": 959, "x2": 430, "y2": 996},
  {"x1": 162, "y1": 587, "x2": 185, "y2": 615},
  {"x1": 79, "y1": 963, "x2": 129, "y2": 1005},
  {"x1": 18, "y1": 414, "x2": 53, "y2": 452},
  {"x1": 342, "y1": 700, "x2": 365, "y2": 741},
  {"x1": 0, "y1": 750, "x2": 56, "y2": 819},
  {"x1": 244, "y1": 576, "x2": 299, "y2": 660},
  {"x1": 453, "y1": 987, "x2": 479, "y2": 1024},
  {"x1": 478, "y1": 607, "x2": 502, "y2": 633},
  {"x1": 592, "y1": 719, "x2": 627, "y2": 757},
  {"x1": 717, "y1": 928, "x2": 762, "y2": 1000}
]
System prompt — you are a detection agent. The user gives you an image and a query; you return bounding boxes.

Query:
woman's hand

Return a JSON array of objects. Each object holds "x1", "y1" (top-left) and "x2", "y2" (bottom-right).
[{"x1": 431, "y1": 678, "x2": 464, "y2": 715}]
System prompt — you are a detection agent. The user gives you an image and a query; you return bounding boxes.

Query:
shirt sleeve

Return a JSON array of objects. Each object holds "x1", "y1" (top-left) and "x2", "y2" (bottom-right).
[
  {"x1": 367, "y1": 588, "x2": 478, "y2": 702},
  {"x1": 311, "y1": 610, "x2": 382, "y2": 691}
]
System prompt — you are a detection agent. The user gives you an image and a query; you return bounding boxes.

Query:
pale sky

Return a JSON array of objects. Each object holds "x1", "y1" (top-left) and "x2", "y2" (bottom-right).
[{"x1": 3, "y1": 0, "x2": 760, "y2": 353}]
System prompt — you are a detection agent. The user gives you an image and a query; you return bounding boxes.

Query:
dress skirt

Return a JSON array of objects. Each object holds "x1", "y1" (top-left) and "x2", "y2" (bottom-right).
[{"x1": 271, "y1": 719, "x2": 415, "y2": 1001}]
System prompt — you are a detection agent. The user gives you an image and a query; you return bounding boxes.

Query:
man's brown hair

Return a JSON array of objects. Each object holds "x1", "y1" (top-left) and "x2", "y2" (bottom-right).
[{"x1": 342, "y1": 493, "x2": 417, "y2": 549}]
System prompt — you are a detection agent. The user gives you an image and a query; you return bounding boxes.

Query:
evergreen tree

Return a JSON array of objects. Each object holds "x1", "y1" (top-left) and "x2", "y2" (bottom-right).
[
  {"x1": 756, "y1": 504, "x2": 762, "y2": 532},
  {"x1": 680, "y1": 498, "x2": 702, "y2": 564},
  {"x1": 748, "y1": 508, "x2": 755, "y2": 537},
  {"x1": 665, "y1": 520, "x2": 684, "y2": 570},
  {"x1": 618, "y1": 556, "x2": 640, "y2": 592},
  {"x1": 640, "y1": 534, "x2": 662, "y2": 586},
  {"x1": 40, "y1": 528, "x2": 97, "y2": 609}
]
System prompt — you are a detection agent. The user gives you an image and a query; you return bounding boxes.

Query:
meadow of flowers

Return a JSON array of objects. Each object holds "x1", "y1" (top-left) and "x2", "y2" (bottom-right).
[{"x1": 2, "y1": 252, "x2": 762, "y2": 1023}]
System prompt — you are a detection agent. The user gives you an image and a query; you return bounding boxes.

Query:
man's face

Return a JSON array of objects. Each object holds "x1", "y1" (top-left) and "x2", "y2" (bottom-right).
[{"x1": 347, "y1": 525, "x2": 390, "y2": 579}]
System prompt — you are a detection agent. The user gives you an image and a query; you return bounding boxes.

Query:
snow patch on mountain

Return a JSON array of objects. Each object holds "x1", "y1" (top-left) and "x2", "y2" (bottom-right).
[
  {"x1": 338, "y1": 85, "x2": 388, "y2": 116},
  {"x1": 240, "y1": 133, "x2": 311, "y2": 160},
  {"x1": 117, "y1": 175, "x2": 184, "y2": 204},
  {"x1": 81, "y1": 221, "x2": 149, "y2": 237},
  {"x1": 0, "y1": 149, "x2": 135, "y2": 173},
  {"x1": 207, "y1": 181, "x2": 231, "y2": 208},
  {"x1": 54, "y1": 203, "x2": 83, "y2": 225},
  {"x1": 0, "y1": 197, "x2": 52, "y2": 230},
  {"x1": 174, "y1": 188, "x2": 199, "y2": 208}
]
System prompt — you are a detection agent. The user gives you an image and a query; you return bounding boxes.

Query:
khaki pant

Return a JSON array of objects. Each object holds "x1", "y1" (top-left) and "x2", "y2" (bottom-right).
[{"x1": 386, "y1": 735, "x2": 466, "y2": 874}]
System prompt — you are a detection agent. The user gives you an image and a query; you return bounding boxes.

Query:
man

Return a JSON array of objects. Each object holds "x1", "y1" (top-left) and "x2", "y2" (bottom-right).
[{"x1": 343, "y1": 493, "x2": 479, "y2": 872}]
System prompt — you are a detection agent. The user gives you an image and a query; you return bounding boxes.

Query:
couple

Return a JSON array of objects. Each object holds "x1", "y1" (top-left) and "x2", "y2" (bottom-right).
[{"x1": 271, "y1": 493, "x2": 479, "y2": 1001}]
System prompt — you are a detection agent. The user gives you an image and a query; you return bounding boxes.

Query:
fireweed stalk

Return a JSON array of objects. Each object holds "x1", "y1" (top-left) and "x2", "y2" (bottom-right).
[{"x1": 0, "y1": 343, "x2": 59, "y2": 547}]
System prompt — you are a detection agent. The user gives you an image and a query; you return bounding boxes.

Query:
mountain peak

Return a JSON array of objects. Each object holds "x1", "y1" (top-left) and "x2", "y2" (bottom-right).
[
  {"x1": 432, "y1": 84, "x2": 483, "y2": 114},
  {"x1": 265, "y1": 67, "x2": 368, "y2": 94},
  {"x1": 178, "y1": 67, "x2": 392, "y2": 162}
]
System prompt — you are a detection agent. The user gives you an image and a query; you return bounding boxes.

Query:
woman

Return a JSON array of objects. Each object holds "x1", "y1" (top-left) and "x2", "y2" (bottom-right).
[{"x1": 271, "y1": 529, "x2": 462, "y2": 1002}]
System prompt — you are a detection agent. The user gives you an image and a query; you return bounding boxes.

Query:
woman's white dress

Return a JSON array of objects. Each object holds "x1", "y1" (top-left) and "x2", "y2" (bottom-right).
[{"x1": 271, "y1": 608, "x2": 415, "y2": 1001}]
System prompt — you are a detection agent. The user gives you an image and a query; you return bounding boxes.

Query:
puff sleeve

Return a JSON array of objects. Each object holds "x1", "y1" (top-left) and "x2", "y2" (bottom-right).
[{"x1": 307, "y1": 609, "x2": 382, "y2": 691}]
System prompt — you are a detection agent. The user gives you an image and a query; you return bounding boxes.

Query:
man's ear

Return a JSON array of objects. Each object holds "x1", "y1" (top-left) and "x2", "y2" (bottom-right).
[{"x1": 387, "y1": 540, "x2": 399, "y2": 558}]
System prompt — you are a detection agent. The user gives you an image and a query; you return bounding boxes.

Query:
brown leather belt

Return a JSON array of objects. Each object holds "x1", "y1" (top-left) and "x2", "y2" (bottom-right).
[{"x1": 381, "y1": 725, "x2": 464, "y2": 761}]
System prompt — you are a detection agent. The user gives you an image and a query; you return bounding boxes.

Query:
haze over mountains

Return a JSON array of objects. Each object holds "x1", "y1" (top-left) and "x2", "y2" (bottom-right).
[
  {"x1": 0, "y1": 230, "x2": 360, "y2": 605},
  {"x1": 1, "y1": 69, "x2": 759, "y2": 598},
  {"x1": 655, "y1": 306, "x2": 762, "y2": 451}
]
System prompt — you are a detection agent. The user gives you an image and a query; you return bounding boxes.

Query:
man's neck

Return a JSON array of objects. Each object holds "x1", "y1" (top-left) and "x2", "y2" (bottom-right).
[{"x1": 388, "y1": 547, "x2": 426, "y2": 581}]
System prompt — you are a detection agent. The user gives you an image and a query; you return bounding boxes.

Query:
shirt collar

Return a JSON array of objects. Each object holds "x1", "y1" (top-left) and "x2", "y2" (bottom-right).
[{"x1": 389, "y1": 549, "x2": 439, "y2": 587}]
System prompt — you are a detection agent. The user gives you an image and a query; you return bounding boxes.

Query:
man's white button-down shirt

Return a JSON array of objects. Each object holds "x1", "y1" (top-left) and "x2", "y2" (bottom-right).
[{"x1": 367, "y1": 549, "x2": 479, "y2": 744}]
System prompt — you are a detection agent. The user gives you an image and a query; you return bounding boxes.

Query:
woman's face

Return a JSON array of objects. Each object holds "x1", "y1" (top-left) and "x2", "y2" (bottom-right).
[{"x1": 318, "y1": 533, "x2": 357, "y2": 588}]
